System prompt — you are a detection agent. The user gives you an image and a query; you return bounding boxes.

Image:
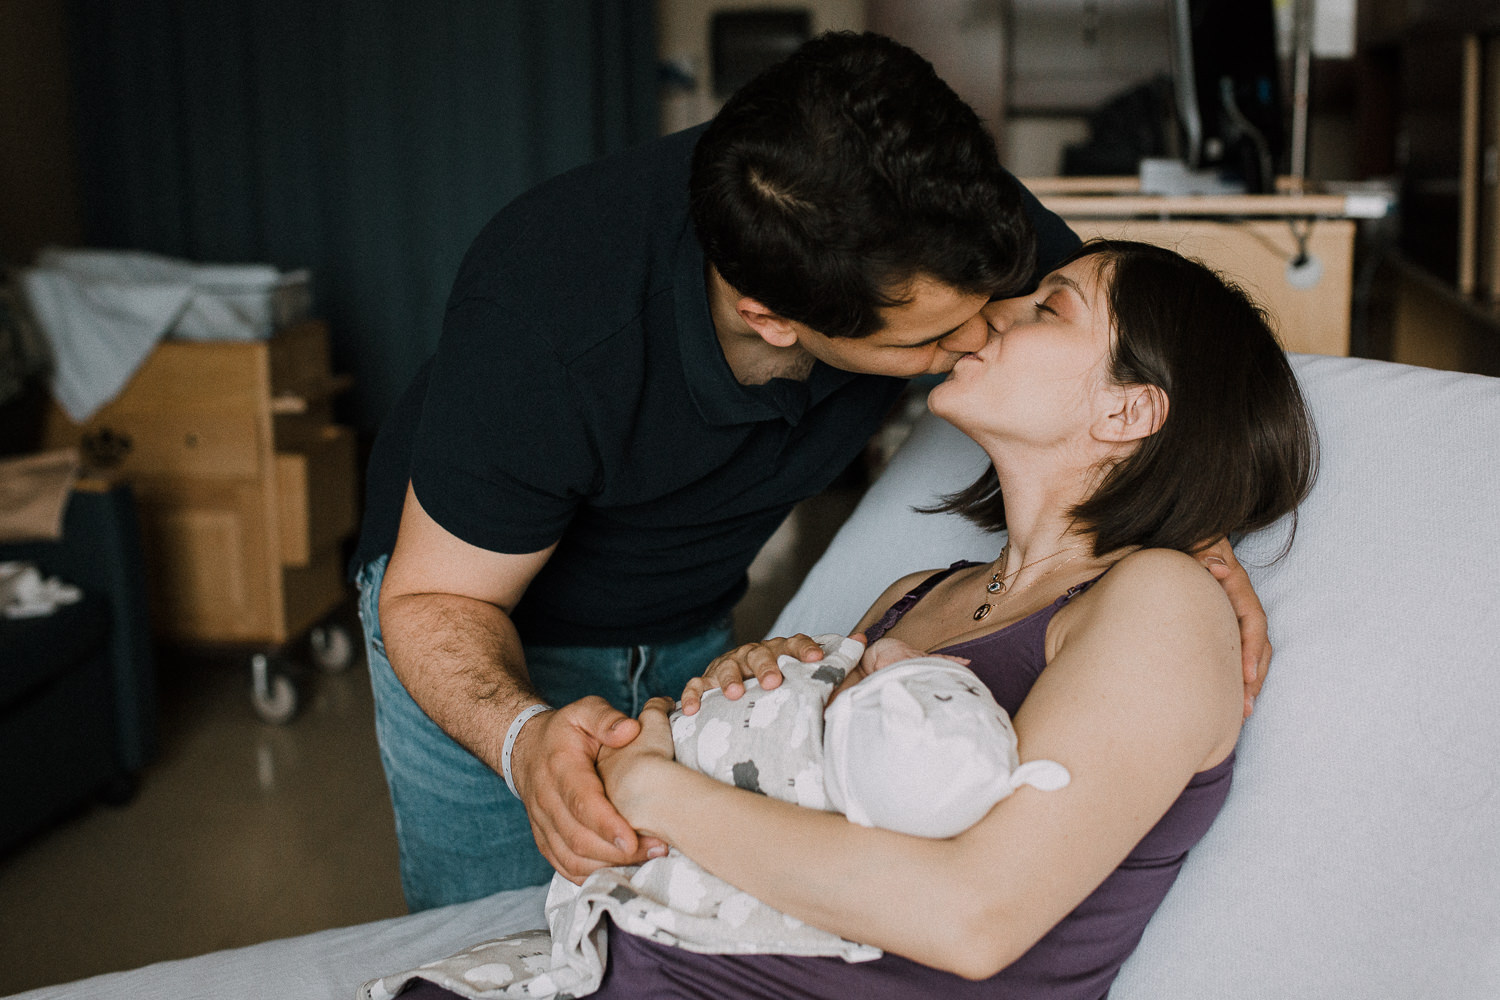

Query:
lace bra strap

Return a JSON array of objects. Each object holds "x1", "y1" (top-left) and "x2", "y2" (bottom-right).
[{"x1": 862, "y1": 560, "x2": 980, "y2": 644}]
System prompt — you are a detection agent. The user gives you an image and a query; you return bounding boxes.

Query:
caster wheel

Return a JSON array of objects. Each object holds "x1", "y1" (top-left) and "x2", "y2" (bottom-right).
[
  {"x1": 309, "y1": 621, "x2": 357, "y2": 673},
  {"x1": 250, "y1": 652, "x2": 299, "y2": 724}
]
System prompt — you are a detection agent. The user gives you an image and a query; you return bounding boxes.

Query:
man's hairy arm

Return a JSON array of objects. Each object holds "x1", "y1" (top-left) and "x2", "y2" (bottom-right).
[{"x1": 378, "y1": 484, "x2": 650, "y2": 882}]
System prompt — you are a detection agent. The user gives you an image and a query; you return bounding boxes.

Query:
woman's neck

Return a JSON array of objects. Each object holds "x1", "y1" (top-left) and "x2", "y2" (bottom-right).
[{"x1": 982, "y1": 443, "x2": 1109, "y2": 589}]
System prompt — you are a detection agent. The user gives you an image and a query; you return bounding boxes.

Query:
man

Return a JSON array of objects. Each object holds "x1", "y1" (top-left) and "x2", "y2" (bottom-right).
[{"x1": 352, "y1": 31, "x2": 1268, "y2": 911}]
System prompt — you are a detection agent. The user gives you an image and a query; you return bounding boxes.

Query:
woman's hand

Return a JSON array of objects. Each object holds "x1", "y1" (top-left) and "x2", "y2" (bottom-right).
[
  {"x1": 596, "y1": 696, "x2": 678, "y2": 836},
  {"x1": 679, "y1": 633, "x2": 828, "y2": 715}
]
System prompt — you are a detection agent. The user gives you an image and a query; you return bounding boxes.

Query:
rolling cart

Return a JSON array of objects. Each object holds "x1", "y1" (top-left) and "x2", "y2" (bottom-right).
[{"x1": 44, "y1": 321, "x2": 360, "y2": 723}]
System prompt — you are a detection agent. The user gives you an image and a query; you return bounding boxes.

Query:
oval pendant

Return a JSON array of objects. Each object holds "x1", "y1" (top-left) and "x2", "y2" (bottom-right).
[
  {"x1": 973, "y1": 604, "x2": 992, "y2": 621},
  {"x1": 986, "y1": 580, "x2": 1004, "y2": 594}
]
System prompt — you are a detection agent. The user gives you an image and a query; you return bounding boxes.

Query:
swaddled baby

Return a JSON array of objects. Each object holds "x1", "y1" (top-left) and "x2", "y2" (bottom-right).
[
  {"x1": 677, "y1": 634, "x2": 1070, "y2": 838},
  {"x1": 363, "y1": 635, "x2": 1069, "y2": 1000}
]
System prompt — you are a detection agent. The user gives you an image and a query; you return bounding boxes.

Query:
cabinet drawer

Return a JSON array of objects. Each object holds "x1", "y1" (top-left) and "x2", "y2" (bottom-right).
[
  {"x1": 89, "y1": 410, "x2": 262, "y2": 480},
  {"x1": 135, "y1": 481, "x2": 278, "y2": 643},
  {"x1": 276, "y1": 424, "x2": 358, "y2": 567}
]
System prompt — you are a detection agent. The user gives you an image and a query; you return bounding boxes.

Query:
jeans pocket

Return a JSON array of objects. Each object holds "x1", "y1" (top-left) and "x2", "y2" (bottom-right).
[{"x1": 356, "y1": 556, "x2": 390, "y2": 660}]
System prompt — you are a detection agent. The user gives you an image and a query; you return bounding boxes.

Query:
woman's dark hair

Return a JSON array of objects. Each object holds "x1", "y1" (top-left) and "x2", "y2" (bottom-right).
[
  {"x1": 932, "y1": 240, "x2": 1318, "y2": 555},
  {"x1": 690, "y1": 31, "x2": 1037, "y2": 339}
]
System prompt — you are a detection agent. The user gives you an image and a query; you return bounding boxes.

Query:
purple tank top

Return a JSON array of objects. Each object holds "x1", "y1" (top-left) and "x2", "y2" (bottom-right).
[{"x1": 408, "y1": 565, "x2": 1237, "y2": 1000}]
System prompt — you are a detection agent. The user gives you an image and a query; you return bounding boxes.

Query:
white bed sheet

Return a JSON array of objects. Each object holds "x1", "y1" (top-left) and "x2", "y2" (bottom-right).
[{"x1": 10, "y1": 886, "x2": 547, "y2": 1000}]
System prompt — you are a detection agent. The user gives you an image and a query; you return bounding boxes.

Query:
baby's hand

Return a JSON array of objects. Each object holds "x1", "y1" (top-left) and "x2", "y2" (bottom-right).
[
  {"x1": 827, "y1": 634, "x2": 969, "y2": 704},
  {"x1": 861, "y1": 636, "x2": 970, "y2": 672},
  {"x1": 861, "y1": 636, "x2": 926, "y2": 672}
]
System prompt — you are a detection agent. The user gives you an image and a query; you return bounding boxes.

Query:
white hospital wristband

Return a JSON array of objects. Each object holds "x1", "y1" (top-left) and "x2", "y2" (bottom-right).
[{"x1": 502, "y1": 703, "x2": 552, "y2": 800}]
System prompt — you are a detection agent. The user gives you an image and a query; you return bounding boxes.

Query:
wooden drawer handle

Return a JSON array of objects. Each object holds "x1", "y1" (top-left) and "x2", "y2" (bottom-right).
[{"x1": 271, "y1": 373, "x2": 355, "y2": 415}]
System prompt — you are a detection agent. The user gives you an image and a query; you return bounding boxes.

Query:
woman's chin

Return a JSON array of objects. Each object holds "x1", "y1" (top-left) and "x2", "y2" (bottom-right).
[{"x1": 926, "y1": 379, "x2": 963, "y2": 418}]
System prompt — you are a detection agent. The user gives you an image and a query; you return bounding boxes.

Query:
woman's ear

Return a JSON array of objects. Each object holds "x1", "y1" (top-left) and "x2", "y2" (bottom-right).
[
  {"x1": 736, "y1": 296, "x2": 800, "y2": 348},
  {"x1": 1095, "y1": 383, "x2": 1168, "y2": 443}
]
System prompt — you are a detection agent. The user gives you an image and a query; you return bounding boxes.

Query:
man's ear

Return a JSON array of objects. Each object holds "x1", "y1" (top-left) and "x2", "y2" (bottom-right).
[
  {"x1": 736, "y1": 296, "x2": 800, "y2": 348},
  {"x1": 1095, "y1": 383, "x2": 1168, "y2": 443}
]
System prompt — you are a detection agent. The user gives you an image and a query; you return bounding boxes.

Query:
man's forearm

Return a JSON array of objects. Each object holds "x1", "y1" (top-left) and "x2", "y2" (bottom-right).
[
  {"x1": 384, "y1": 585, "x2": 653, "y2": 878},
  {"x1": 379, "y1": 590, "x2": 542, "y2": 774}
]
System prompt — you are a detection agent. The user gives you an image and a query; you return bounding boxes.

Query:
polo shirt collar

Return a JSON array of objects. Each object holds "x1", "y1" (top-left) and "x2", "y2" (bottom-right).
[{"x1": 673, "y1": 224, "x2": 862, "y2": 427}]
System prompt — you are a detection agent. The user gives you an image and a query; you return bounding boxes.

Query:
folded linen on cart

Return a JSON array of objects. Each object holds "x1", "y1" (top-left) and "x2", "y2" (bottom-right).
[{"x1": 18, "y1": 247, "x2": 310, "y2": 422}]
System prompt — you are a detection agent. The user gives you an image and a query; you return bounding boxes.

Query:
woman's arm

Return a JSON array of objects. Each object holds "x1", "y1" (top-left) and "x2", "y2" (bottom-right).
[{"x1": 602, "y1": 549, "x2": 1243, "y2": 980}]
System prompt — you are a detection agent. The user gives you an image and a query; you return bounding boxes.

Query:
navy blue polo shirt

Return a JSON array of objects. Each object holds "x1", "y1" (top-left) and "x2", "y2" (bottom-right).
[{"x1": 353, "y1": 126, "x2": 1079, "y2": 647}]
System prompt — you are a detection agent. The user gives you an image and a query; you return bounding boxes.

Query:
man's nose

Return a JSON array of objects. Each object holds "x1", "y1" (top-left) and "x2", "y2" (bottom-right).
[{"x1": 938, "y1": 316, "x2": 988, "y2": 355}]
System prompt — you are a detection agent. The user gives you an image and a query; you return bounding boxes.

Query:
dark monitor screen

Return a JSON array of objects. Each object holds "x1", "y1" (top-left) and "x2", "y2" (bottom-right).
[{"x1": 1170, "y1": 0, "x2": 1285, "y2": 192}]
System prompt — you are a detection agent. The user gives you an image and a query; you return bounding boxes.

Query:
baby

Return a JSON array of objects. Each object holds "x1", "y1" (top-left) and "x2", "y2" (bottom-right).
[
  {"x1": 363, "y1": 636, "x2": 1069, "y2": 1000},
  {"x1": 677, "y1": 634, "x2": 1070, "y2": 839}
]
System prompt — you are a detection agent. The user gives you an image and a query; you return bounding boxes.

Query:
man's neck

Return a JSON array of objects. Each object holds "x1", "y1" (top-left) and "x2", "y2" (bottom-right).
[{"x1": 706, "y1": 265, "x2": 815, "y2": 385}]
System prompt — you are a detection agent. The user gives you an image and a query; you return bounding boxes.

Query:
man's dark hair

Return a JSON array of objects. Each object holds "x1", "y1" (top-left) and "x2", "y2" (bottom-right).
[
  {"x1": 690, "y1": 31, "x2": 1036, "y2": 340},
  {"x1": 931, "y1": 240, "x2": 1318, "y2": 555}
]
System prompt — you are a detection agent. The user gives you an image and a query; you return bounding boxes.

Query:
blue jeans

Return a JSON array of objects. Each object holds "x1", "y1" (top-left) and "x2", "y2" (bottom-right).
[{"x1": 355, "y1": 555, "x2": 733, "y2": 911}]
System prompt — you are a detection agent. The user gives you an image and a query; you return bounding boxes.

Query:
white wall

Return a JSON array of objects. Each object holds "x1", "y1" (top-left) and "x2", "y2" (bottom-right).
[{"x1": 654, "y1": 1, "x2": 1362, "y2": 178}]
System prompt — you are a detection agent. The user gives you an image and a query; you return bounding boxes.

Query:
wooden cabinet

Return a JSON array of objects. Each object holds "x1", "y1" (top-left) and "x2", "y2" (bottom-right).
[
  {"x1": 1061, "y1": 217, "x2": 1355, "y2": 358},
  {"x1": 43, "y1": 321, "x2": 357, "y2": 647},
  {"x1": 1026, "y1": 183, "x2": 1371, "y2": 356}
]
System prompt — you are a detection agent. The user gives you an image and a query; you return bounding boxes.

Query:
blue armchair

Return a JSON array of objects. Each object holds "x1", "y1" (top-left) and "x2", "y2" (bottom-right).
[{"x1": 0, "y1": 482, "x2": 158, "y2": 855}]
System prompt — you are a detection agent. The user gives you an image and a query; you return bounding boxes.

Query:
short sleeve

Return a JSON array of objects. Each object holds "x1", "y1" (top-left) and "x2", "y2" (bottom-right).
[{"x1": 408, "y1": 295, "x2": 598, "y2": 554}]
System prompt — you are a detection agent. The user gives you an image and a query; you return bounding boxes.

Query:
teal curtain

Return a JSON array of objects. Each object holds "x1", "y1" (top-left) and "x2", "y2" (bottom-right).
[{"x1": 67, "y1": 1, "x2": 659, "y2": 432}]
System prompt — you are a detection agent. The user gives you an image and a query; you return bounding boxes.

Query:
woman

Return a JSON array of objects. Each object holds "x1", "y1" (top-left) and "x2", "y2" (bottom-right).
[
  {"x1": 590, "y1": 239, "x2": 1315, "y2": 999},
  {"x1": 396, "y1": 239, "x2": 1315, "y2": 999}
]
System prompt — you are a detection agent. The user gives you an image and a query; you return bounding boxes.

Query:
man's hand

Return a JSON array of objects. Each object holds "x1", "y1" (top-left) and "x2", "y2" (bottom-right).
[
  {"x1": 509, "y1": 696, "x2": 665, "y2": 883},
  {"x1": 679, "y1": 634, "x2": 827, "y2": 714},
  {"x1": 1194, "y1": 538, "x2": 1271, "y2": 718}
]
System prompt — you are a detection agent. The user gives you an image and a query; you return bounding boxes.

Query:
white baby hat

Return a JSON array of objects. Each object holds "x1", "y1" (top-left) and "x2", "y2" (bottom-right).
[{"x1": 822, "y1": 657, "x2": 1070, "y2": 838}]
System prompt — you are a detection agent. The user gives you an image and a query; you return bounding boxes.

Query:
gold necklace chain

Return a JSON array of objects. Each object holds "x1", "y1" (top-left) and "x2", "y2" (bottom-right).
[{"x1": 972, "y1": 541, "x2": 1088, "y2": 621}]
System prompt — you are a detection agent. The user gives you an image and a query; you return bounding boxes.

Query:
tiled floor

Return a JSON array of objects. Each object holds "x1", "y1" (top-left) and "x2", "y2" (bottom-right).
[
  {"x1": 0, "y1": 487, "x2": 861, "y2": 996},
  {"x1": 0, "y1": 613, "x2": 405, "y2": 996}
]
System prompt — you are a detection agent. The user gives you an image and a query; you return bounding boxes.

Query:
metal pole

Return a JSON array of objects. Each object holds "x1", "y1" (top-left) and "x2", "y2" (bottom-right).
[{"x1": 1289, "y1": 0, "x2": 1314, "y2": 193}]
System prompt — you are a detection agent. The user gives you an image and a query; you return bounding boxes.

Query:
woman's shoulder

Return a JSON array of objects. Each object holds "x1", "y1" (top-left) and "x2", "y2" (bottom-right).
[
  {"x1": 1056, "y1": 548, "x2": 1237, "y2": 659},
  {"x1": 1090, "y1": 547, "x2": 1230, "y2": 612},
  {"x1": 864, "y1": 566, "x2": 947, "y2": 611},
  {"x1": 1051, "y1": 548, "x2": 1242, "y2": 749}
]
